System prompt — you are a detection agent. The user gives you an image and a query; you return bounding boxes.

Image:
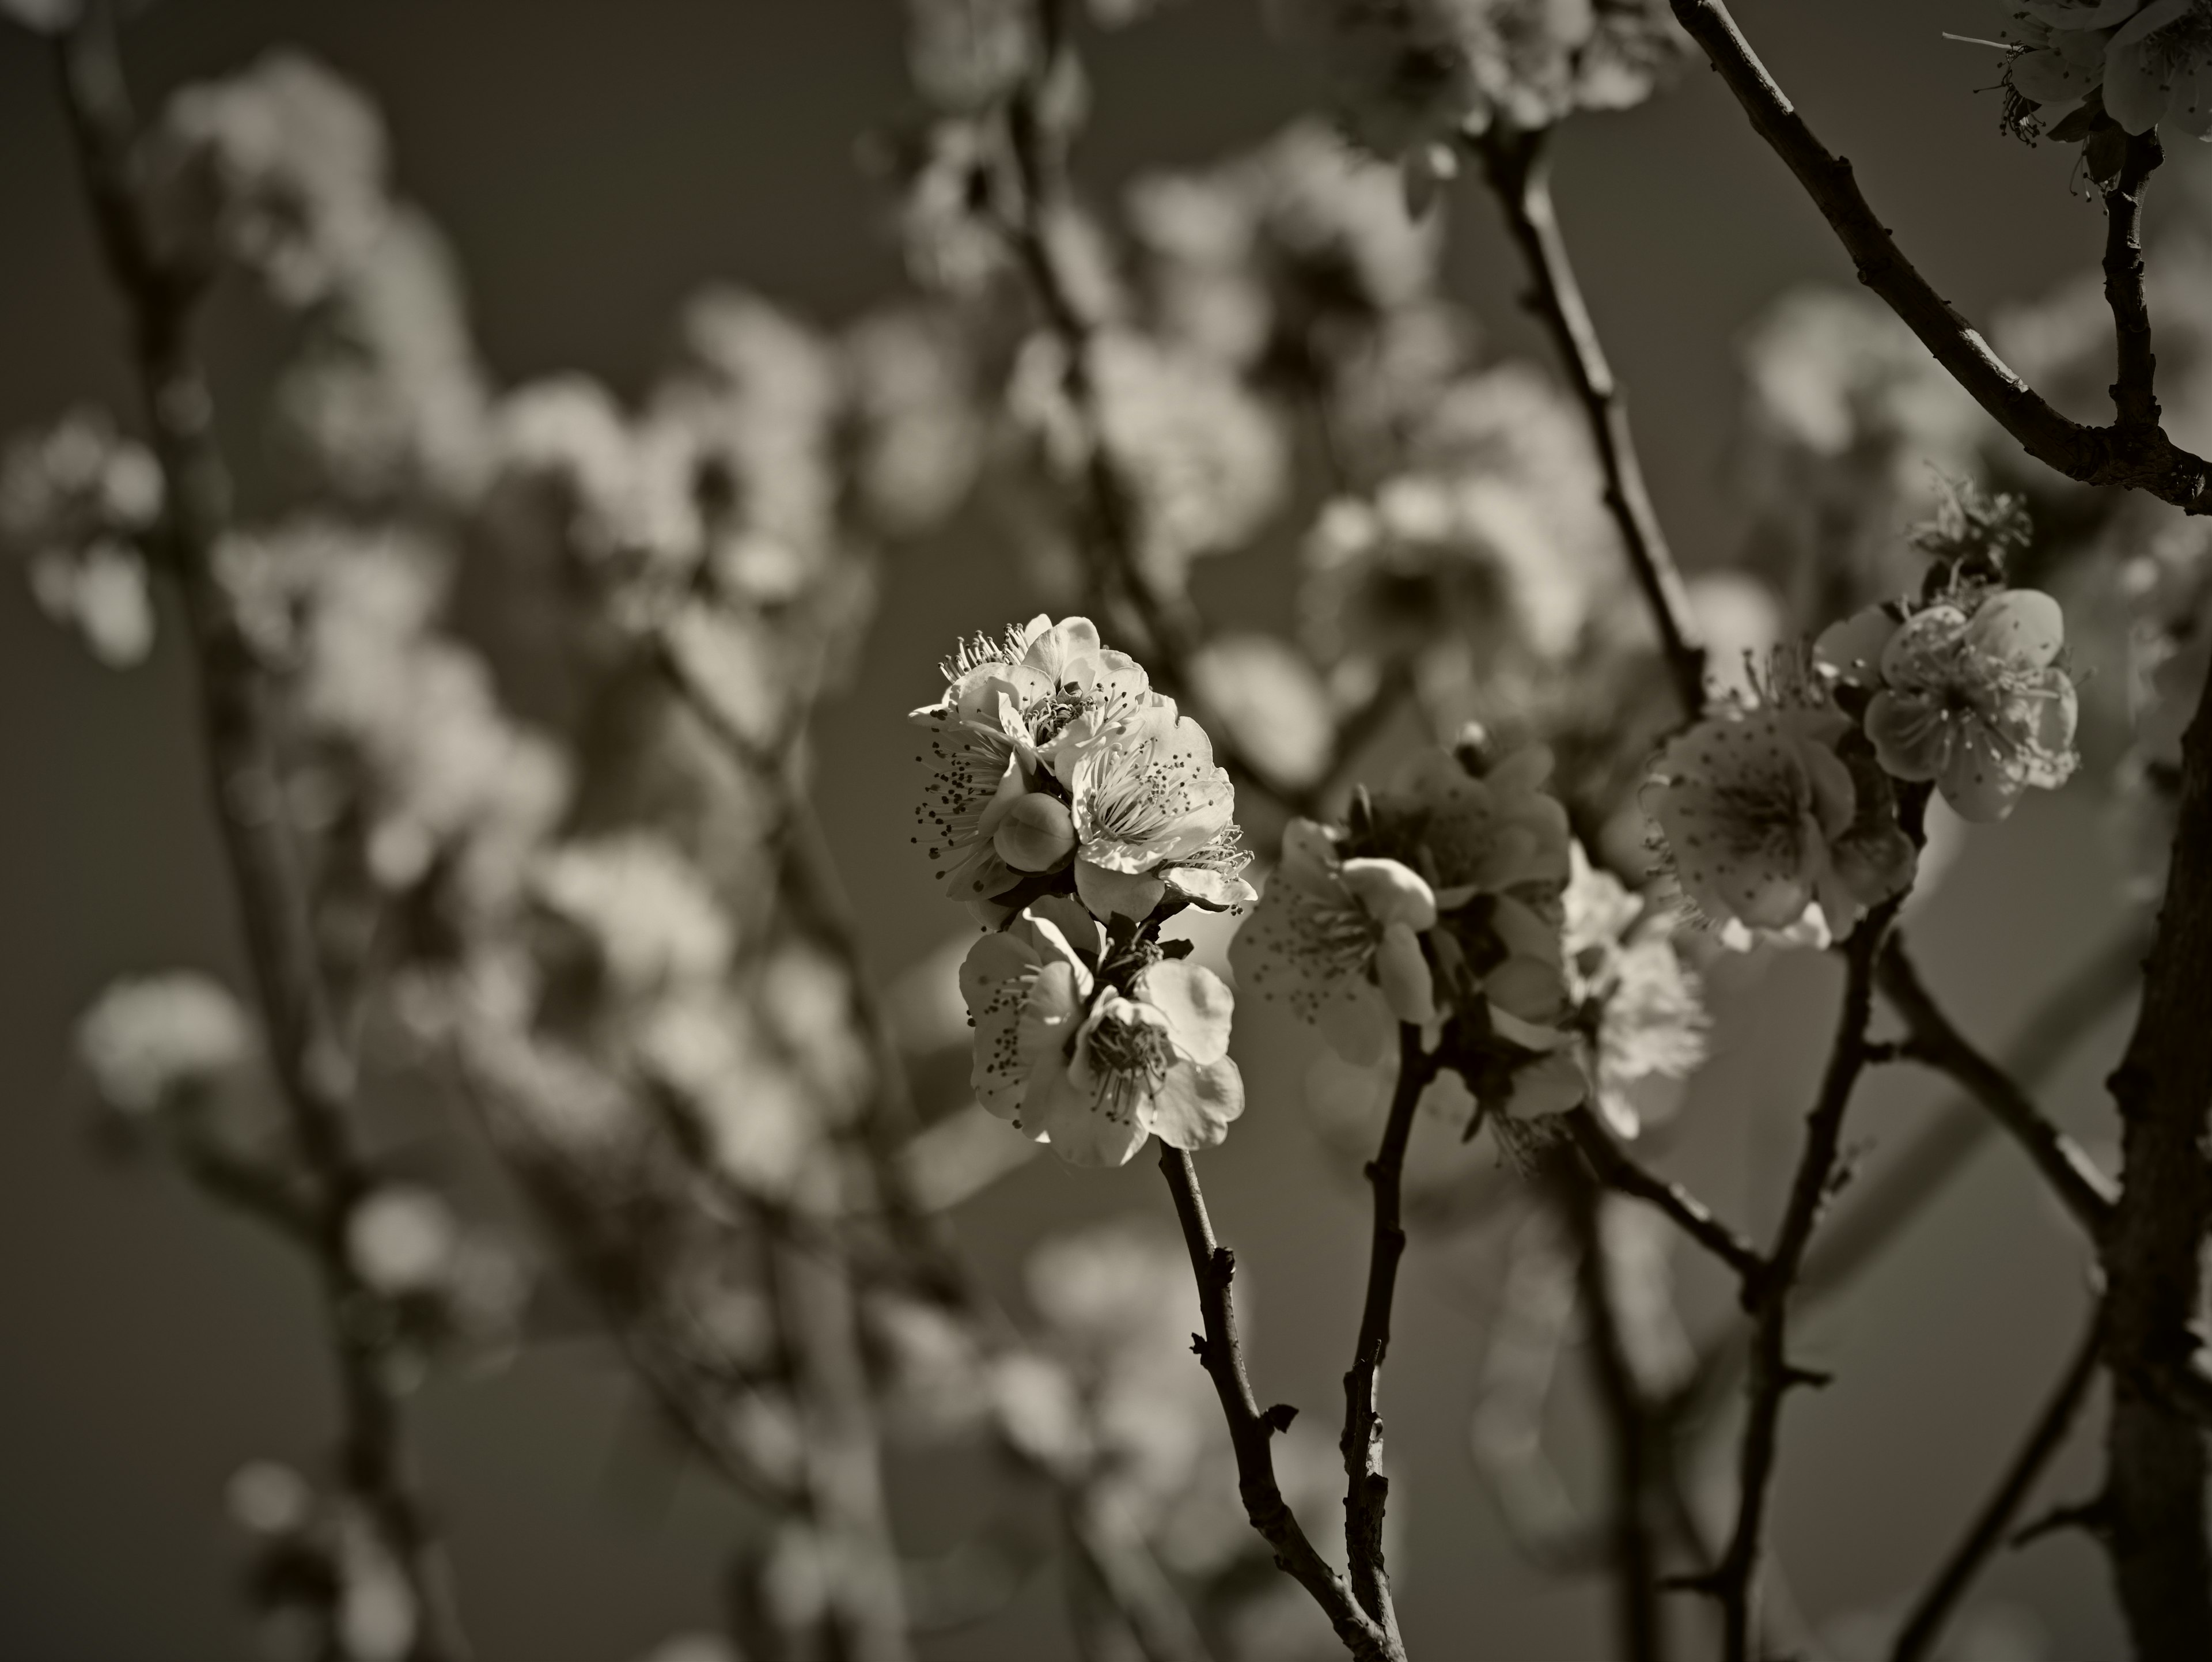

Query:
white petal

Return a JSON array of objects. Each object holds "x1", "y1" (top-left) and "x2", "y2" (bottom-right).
[
  {"x1": 1137, "y1": 960, "x2": 1236, "y2": 1065},
  {"x1": 1075, "y1": 858, "x2": 1167, "y2": 922},
  {"x1": 1143, "y1": 1056, "x2": 1245, "y2": 1151},
  {"x1": 1965, "y1": 589, "x2": 2065, "y2": 671},
  {"x1": 1340, "y1": 858, "x2": 1438, "y2": 932},
  {"x1": 1374, "y1": 920, "x2": 1437, "y2": 1026}
]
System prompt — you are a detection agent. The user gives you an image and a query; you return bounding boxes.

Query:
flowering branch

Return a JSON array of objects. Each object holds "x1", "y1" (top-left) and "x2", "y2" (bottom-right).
[
  {"x1": 1888, "y1": 1302, "x2": 2105, "y2": 1662},
  {"x1": 1472, "y1": 125, "x2": 1707, "y2": 717},
  {"x1": 1339, "y1": 1025, "x2": 1435, "y2": 1645},
  {"x1": 2101, "y1": 130, "x2": 2164, "y2": 433},
  {"x1": 1876, "y1": 938, "x2": 2119, "y2": 1240},
  {"x1": 52, "y1": 12, "x2": 470, "y2": 1659},
  {"x1": 1158, "y1": 1146, "x2": 1405, "y2": 1662},
  {"x1": 1700, "y1": 891, "x2": 1907, "y2": 1662},
  {"x1": 1567, "y1": 1107, "x2": 1763, "y2": 1286},
  {"x1": 1664, "y1": 0, "x2": 2212, "y2": 511}
]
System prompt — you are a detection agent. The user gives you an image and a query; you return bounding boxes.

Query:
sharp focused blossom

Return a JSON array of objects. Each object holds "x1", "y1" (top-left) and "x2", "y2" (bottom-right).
[
  {"x1": 1816, "y1": 587, "x2": 2079, "y2": 821},
  {"x1": 960, "y1": 899, "x2": 1244, "y2": 1166},
  {"x1": 1647, "y1": 698, "x2": 1916, "y2": 946}
]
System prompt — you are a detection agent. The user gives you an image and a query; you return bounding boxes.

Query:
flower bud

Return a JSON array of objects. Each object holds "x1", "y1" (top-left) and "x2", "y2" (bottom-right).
[{"x1": 993, "y1": 793, "x2": 1077, "y2": 872}]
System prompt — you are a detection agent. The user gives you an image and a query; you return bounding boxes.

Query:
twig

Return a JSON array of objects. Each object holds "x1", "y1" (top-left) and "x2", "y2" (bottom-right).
[
  {"x1": 1665, "y1": 0, "x2": 2212, "y2": 512},
  {"x1": 2098, "y1": 662, "x2": 2212, "y2": 1656},
  {"x1": 54, "y1": 13, "x2": 469, "y2": 1658},
  {"x1": 1702, "y1": 894, "x2": 1904, "y2": 1662},
  {"x1": 1158, "y1": 1145, "x2": 1404, "y2": 1662},
  {"x1": 1889, "y1": 1303, "x2": 2105, "y2": 1662},
  {"x1": 1472, "y1": 126, "x2": 1706, "y2": 715},
  {"x1": 2100, "y1": 130, "x2": 2164, "y2": 434},
  {"x1": 1876, "y1": 938, "x2": 2119, "y2": 1240},
  {"x1": 1567, "y1": 1108, "x2": 1763, "y2": 1287},
  {"x1": 1556, "y1": 1159, "x2": 1668, "y2": 1662},
  {"x1": 1339, "y1": 1027, "x2": 1433, "y2": 1646}
]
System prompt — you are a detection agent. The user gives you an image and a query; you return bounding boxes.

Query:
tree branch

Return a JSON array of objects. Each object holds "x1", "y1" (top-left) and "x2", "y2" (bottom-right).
[
  {"x1": 1158, "y1": 1145, "x2": 1404, "y2": 1662},
  {"x1": 1703, "y1": 894, "x2": 1903, "y2": 1662},
  {"x1": 2101, "y1": 130, "x2": 2164, "y2": 434},
  {"x1": 1473, "y1": 125, "x2": 1706, "y2": 716},
  {"x1": 1876, "y1": 938, "x2": 2119, "y2": 1241},
  {"x1": 1889, "y1": 1302, "x2": 2105, "y2": 1662},
  {"x1": 1339, "y1": 1026, "x2": 1432, "y2": 1645},
  {"x1": 2098, "y1": 660, "x2": 2212, "y2": 1657},
  {"x1": 1567, "y1": 1107, "x2": 1764, "y2": 1286},
  {"x1": 1665, "y1": 0, "x2": 2212, "y2": 512},
  {"x1": 54, "y1": 13, "x2": 468, "y2": 1659}
]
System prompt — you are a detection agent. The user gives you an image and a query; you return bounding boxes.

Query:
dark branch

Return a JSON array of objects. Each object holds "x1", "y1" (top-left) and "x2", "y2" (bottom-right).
[
  {"x1": 1705, "y1": 895, "x2": 1903, "y2": 1662},
  {"x1": 1665, "y1": 0, "x2": 2212, "y2": 512},
  {"x1": 2101, "y1": 131, "x2": 2164, "y2": 433},
  {"x1": 1567, "y1": 1107, "x2": 1764, "y2": 1286},
  {"x1": 1473, "y1": 125, "x2": 1706, "y2": 715},
  {"x1": 1158, "y1": 1146, "x2": 1404, "y2": 1661},
  {"x1": 1889, "y1": 1303, "x2": 2105, "y2": 1662},
  {"x1": 1876, "y1": 938, "x2": 2119, "y2": 1240},
  {"x1": 1339, "y1": 1027, "x2": 1432, "y2": 1644}
]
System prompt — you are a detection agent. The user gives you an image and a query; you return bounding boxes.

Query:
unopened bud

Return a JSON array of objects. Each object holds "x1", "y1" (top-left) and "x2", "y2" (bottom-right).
[{"x1": 993, "y1": 793, "x2": 1077, "y2": 872}]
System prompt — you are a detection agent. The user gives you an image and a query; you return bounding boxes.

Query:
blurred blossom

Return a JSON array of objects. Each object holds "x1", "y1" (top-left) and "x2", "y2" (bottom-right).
[
  {"x1": 149, "y1": 52, "x2": 390, "y2": 304},
  {"x1": 884, "y1": 932, "x2": 977, "y2": 1056},
  {"x1": 534, "y1": 834, "x2": 734, "y2": 998},
  {"x1": 77, "y1": 972, "x2": 252, "y2": 1116},
  {"x1": 844, "y1": 309, "x2": 984, "y2": 535},
  {"x1": 905, "y1": 0, "x2": 1037, "y2": 110},
  {"x1": 334, "y1": 1510, "x2": 417, "y2": 1662},
  {"x1": 0, "y1": 0, "x2": 81, "y2": 30},
  {"x1": 1, "y1": 407, "x2": 162, "y2": 667},
  {"x1": 639, "y1": 994, "x2": 823, "y2": 1196},
  {"x1": 1280, "y1": 0, "x2": 1689, "y2": 205},
  {"x1": 632, "y1": 1636, "x2": 742, "y2": 1662},
  {"x1": 1561, "y1": 846, "x2": 1706, "y2": 1138},
  {"x1": 1191, "y1": 632, "x2": 1336, "y2": 789},
  {"x1": 276, "y1": 206, "x2": 492, "y2": 508},
  {"x1": 346, "y1": 1186, "x2": 460, "y2": 1296},
  {"x1": 456, "y1": 1017, "x2": 642, "y2": 1159},
  {"x1": 1010, "y1": 330, "x2": 1287, "y2": 593},
  {"x1": 1735, "y1": 289, "x2": 1989, "y2": 622},
  {"x1": 870, "y1": 1294, "x2": 988, "y2": 1436},
  {"x1": 756, "y1": 939, "x2": 874, "y2": 1122},
  {"x1": 1686, "y1": 570, "x2": 1786, "y2": 702},
  {"x1": 227, "y1": 1460, "x2": 315, "y2": 1537}
]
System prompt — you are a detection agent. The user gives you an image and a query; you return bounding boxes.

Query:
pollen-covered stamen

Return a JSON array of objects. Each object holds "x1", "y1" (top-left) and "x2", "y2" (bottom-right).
[
  {"x1": 1022, "y1": 682, "x2": 1094, "y2": 753},
  {"x1": 1084, "y1": 737, "x2": 1221, "y2": 845},
  {"x1": 940, "y1": 624, "x2": 1032, "y2": 684},
  {"x1": 914, "y1": 721, "x2": 1017, "y2": 876},
  {"x1": 1085, "y1": 1010, "x2": 1175, "y2": 1120}
]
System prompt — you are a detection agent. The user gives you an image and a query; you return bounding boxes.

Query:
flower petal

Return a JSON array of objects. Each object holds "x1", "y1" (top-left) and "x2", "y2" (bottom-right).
[
  {"x1": 1965, "y1": 589, "x2": 2065, "y2": 671},
  {"x1": 1075, "y1": 858, "x2": 1167, "y2": 922},
  {"x1": 1162, "y1": 865, "x2": 1258, "y2": 911},
  {"x1": 1142, "y1": 1056, "x2": 1245, "y2": 1151},
  {"x1": 1813, "y1": 604, "x2": 1901, "y2": 688},
  {"x1": 1029, "y1": 1060, "x2": 1150, "y2": 1168},
  {"x1": 1137, "y1": 960, "x2": 1236, "y2": 1065},
  {"x1": 1374, "y1": 919, "x2": 1438, "y2": 1025},
  {"x1": 1340, "y1": 857, "x2": 1438, "y2": 932}
]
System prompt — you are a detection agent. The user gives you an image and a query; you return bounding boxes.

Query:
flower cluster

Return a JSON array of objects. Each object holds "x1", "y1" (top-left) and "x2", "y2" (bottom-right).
[
  {"x1": 912, "y1": 614, "x2": 1254, "y2": 925},
  {"x1": 1559, "y1": 846, "x2": 1707, "y2": 1138},
  {"x1": 2001, "y1": 1, "x2": 2212, "y2": 141},
  {"x1": 0, "y1": 407, "x2": 164, "y2": 667},
  {"x1": 1234, "y1": 736, "x2": 1599, "y2": 1122},
  {"x1": 76, "y1": 972, "x2": 253, "y2": 1118}
]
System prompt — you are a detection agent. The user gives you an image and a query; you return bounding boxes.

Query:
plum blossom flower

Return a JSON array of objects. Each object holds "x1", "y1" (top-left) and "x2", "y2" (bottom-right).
[
  {"x1": 1647, "y1": 700, "x2": 1916, "y2": 947},
  {"x1": 1561, "y1": 846, "x2": 1707, "y2": 1138},
  {"x1": 1816, "y1": 588, "x2": 2079, "y2": 821},
  {"x1": 77, "y1": 972, "x2": 253, "y2": 1116},
  {"x1": 1, "y1": 407, "x2": 164, "y2": 667},
  {"x1": 960, "y1": 899, "x2": 1244, "y2": 1166},
  {"x1": 2003, "y1": 1, "x2": 2212, "y2": 138}
]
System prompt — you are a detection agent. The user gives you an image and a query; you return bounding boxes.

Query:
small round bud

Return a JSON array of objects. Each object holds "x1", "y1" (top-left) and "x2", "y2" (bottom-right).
[{"x1": 993, "y1": 793, "x2": 1077, "y2": 873}]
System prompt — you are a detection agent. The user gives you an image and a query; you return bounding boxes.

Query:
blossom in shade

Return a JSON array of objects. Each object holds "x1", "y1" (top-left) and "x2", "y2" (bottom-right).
[
  {"x1": 1562, "y1": 846, "x2": 1708, "y2": 1138},
  {"x1": 1647, "y1": 703, "x2": 1916, "y2": 947},
  {"x1": 960, "y1": 898, "x2": 1244, "y2": 1166},
  {"x1": 2003, "y1": 2, "x2": 2212, "y2": 139},
  {"x1": 1816, "y1": 588, "x2": 2078, "y2": 821}
]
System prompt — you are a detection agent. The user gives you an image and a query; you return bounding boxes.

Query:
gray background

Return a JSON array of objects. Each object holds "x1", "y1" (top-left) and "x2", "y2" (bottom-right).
[{"x1": 0, "y1": 2, "x2": 2156, "y2": 1657}]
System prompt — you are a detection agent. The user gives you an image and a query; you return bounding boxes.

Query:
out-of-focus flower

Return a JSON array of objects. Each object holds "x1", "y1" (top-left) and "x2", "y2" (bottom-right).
[
  {"x1": 1191, "y1": 633, "x2": 1336, "y2": 790},
  {"x1": 1646, "y1": 699, "x2": 1916, "y2": 946},
  {"x1": 632, "y1": 1635, "x2": 742, "y2": 1662},
  {"x1": 1561, "y1": 846, "x2": 1706, "y2": 1137},
  {"x1": 0, "y1": 0, "x2": 82, "y2": 32},
  {"x1": 844, "y1": 308, "x2": 983, "y2": 535},
  {"x1": 1817, "y1": 587, "x2": 2079, "y2": 821},
  {"x1": 905, "y1": 0, "x2": 1037, "y2": 110},
  {"x1": 533, "y1": 834, "x2": 733, "y2": 998},
  {"x1": 639, "y1": 993, "x2": 827, "y2": 1195},
  {"x1": 76, "y1": 972, "x2": 252, "y2": 1116},
  {"x1": 1281, "y1": 0, "x2": 1690, "y2": 205},
  {"x1": 960, "y1": 898, "x2": 1244, "y2": 1165},
  {"x1": 277, "y1": 206, "x2": 491, "y2": 508},
  {"x1": 346, "y1": 1186, "x2": 460, "y2": 1296},
  {"x1": 1011, "y1": 330, "x2": 1287, "y2": 594},
  {"x1": 149, "y1": 52, "x2": 390, "y2": 304},
  {"x1": 1, "y1": 407, "x2": 163, "y2": 667}
]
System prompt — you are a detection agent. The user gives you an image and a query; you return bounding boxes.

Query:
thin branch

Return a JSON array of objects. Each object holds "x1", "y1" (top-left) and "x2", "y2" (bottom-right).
[
  {"x1": 1158, "y1": 1145, "x2": 1404, "y2": 1662},
  {"x1": 1556, "y1": 1160, "x2": 1668, "y2": 1662},
  {"x1": 1339, "y1": 1027, "x2": 1433, "y2": 1646},
  {"x1": 2101, "y1": 130, "x2": 2164, "y2": 434},
  {"x1": 1567, "y1": 1107, "x2": 1763, "y2": 1286},
  {"x1": 1665, "y1": 0, "x2": 2212, "y2": 512},
  {"x1": 1472, "y1": 126, "x2": 1706, "y2": 715},
  {"x1": 1889, "y1": 1303, "x2": 2105, "y2": 1662},
  {"x1": 1876, "y1": 938, "x2": 2119, "y2": 1240},
  {"x1": 54, "y1": 14, "x2": 468, "y2": 1659},
  {"x1": 2098, "y1": 660, "x2": 2212, "y2": 1656},
  {"x1": 1703, "y1": 894, "x2": 1904, "y2": 1662}
]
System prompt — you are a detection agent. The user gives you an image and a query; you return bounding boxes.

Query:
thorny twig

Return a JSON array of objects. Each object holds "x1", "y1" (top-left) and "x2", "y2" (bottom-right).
[
  {"x1": 1159, "y1": 1146, "x2": 1405, "y2": 1662},
  {"x1": 1472, "y1": 125, "x2": 1706, "y2": 717},
  {"x1": 1665, "y1": 0, "x2": 2212, "y2": 510},
  {"x1": 1889, "y1": 1302, "x2": 2105, "y2": 1662},
  {"x1": 1877, "y1": 938, "x2": 2119, "y2": 1237},
  {"x1": 54, "y1": 11, "x2": 470, "y2": 1657}
]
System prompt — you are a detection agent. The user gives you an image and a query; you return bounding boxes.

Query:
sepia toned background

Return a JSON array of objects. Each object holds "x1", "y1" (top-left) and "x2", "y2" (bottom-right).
[{"x1": 0, "y1": 2, "x2": 2170, "y2": 1657}]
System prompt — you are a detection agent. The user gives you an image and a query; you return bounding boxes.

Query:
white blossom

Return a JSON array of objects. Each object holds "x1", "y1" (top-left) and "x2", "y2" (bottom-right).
[{"x1": 76, "y1": 972, "x2": 252, "y2": 1116}]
